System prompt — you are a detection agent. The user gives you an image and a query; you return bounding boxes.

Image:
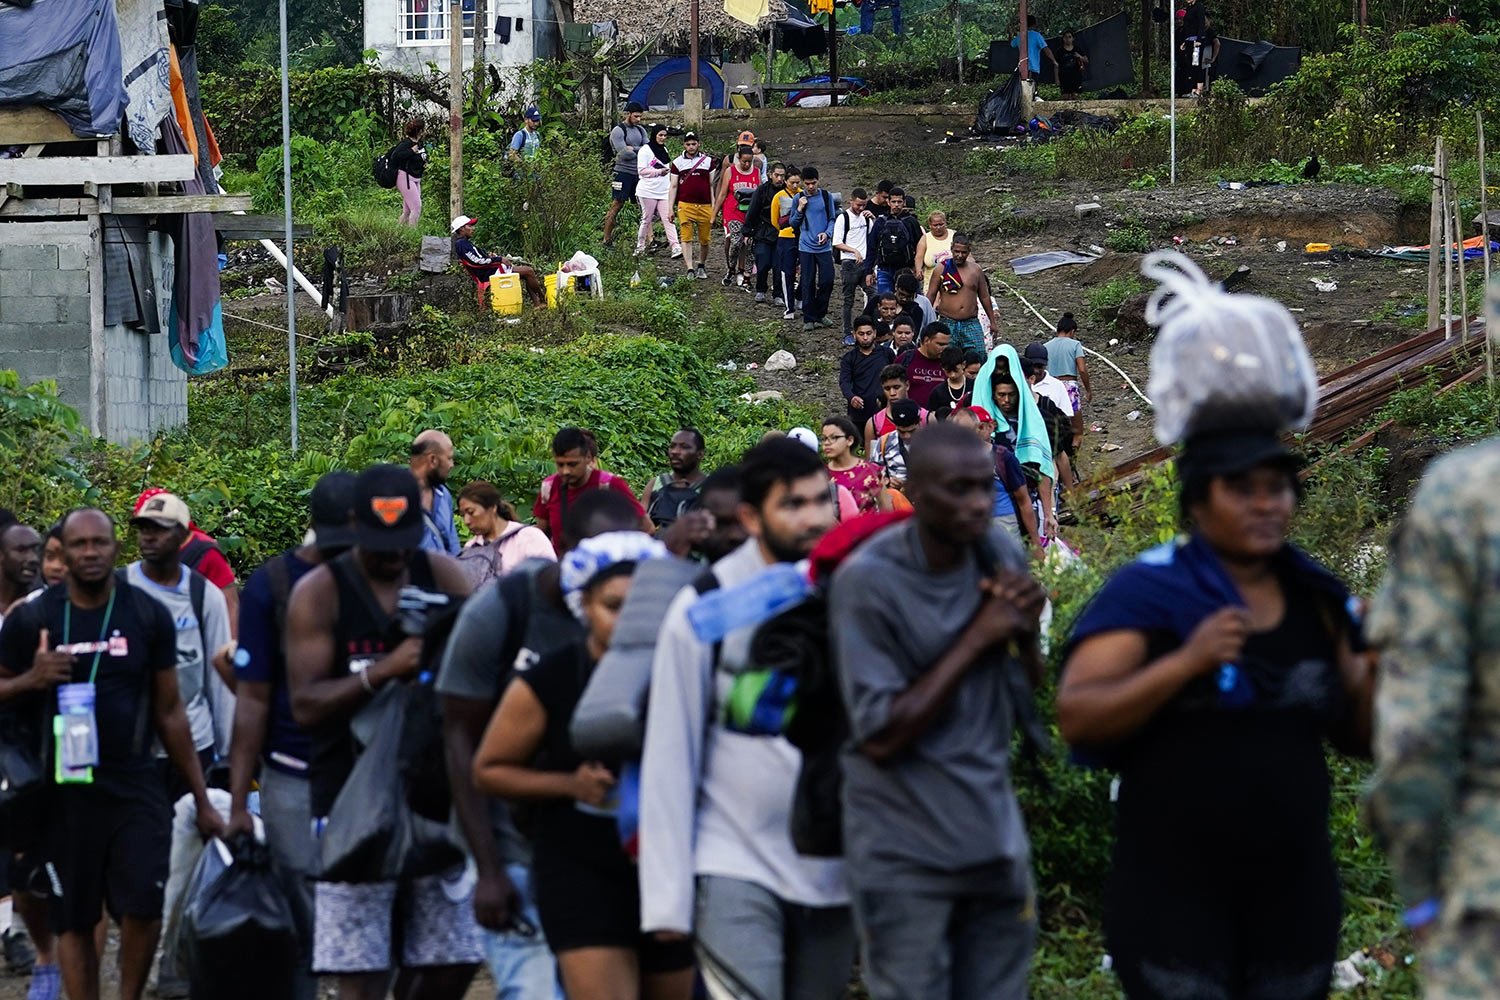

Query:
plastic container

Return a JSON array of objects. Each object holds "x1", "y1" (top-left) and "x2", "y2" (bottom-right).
[
  {"x1": 545, "y1": 271, "x2": 577, "y2": 308},
  {"x1": 488, "y1": 273, "x2": 523, "y2": 315}
]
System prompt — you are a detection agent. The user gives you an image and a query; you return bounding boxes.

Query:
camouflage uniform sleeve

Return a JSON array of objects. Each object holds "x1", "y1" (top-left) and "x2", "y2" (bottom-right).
[{"x1": 1365, "y1": 452, "x2": 1480, "y2": 908}]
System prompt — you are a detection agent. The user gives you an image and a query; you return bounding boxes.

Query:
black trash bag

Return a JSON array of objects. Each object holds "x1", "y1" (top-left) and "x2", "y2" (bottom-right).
[
  {"x1": 182, "y1": 838, "x2": 302, "y2": 1000},
  {"x1": 319, "y1": 685, "x2": 464, "y2": 884},
  {"x1": 170, "y1": 837, "x2": 233, "y2": 974},
  {"x1": 974, "y1": 73, "x2": 1024, "y2": 136},
  {"x1": 0, "y1": 712, "x2": 46, "y2": 852}
]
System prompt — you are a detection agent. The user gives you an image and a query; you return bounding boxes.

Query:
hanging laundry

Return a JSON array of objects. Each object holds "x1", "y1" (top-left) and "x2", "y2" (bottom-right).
[{"x1": 494, "y1": 15, "x2": 512, "y2": 42}]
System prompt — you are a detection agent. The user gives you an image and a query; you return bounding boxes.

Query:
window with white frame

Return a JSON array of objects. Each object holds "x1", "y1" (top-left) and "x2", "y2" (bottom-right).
[{"x1": 398, "y1": 0, "x2": 479, "y2": 45}]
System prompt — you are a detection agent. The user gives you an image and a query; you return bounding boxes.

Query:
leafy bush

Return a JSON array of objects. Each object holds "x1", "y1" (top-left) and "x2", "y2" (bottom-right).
[{"x1": 1103, "y1": 222, "x2": 1151, "y2": 254}]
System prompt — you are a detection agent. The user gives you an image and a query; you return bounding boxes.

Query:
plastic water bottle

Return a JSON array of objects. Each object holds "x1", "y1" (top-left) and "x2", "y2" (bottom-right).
[
  {"x1": 630, "y1": 269, "x2": 642, "y2": 287},
  {"x1": 688, "y1": 563, "x2": 813, "y2": 644}
]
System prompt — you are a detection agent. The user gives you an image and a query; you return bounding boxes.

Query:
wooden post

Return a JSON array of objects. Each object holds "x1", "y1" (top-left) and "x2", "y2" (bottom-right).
[
  {"x1": 1443, "y1": 149, "x2": 1454, "y2": 340},
  {"x1": 953, "y1": 0, "x2": 965, "y2": 85},
  {"x1": 1480, "y1": 112, "x2": 1492, "y2": 289},
  {"x1": 1140, "y1": 0, "x2": 1152, "y2": 97},
  {"x1": 449, "y1": 0, "x2": 463, "y2": 225},
  {"x1": 1428, "y1": 136, "x2": 1444, "y2": 332},
  {"x1": 829, "y1": 6, "x2": 839, "y2": 107},
  {"x1": 474, "y1": 0, "x2": 487, "y2": 114},
  {"x1": 690, "y1": 0, "x2": 701, "y2": 92},
  {"x1": 1453, "y1": 181, "x2": 1469, "y2": 335}
]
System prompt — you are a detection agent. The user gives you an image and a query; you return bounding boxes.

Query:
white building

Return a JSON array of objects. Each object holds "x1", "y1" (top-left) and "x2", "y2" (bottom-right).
[{"x1": 364, "y1": 0, "x2": 560, "y2": 75}]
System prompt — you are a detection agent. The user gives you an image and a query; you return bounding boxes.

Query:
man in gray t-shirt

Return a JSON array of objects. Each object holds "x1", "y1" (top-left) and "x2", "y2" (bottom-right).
[
  {"x1": 603, "y1": 101, "x2": 648, "y2": 247},
  {"x1": 830, "y1": 423, "x2": 1045, "y2": 1000}
]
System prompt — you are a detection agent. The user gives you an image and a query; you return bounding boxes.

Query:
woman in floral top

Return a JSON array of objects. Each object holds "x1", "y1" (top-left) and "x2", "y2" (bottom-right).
[{"x1": 821, "y1": 416, "x2": 891, "y2": 513}]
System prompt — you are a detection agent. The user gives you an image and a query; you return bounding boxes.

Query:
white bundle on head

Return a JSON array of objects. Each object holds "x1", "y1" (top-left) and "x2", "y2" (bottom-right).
[
  {"x1": 1142, "y1": 250, "x2": 1318, "y2": 445},
  {"x1": 560, "y1": 531, "x2": 669, "y2": 621}
]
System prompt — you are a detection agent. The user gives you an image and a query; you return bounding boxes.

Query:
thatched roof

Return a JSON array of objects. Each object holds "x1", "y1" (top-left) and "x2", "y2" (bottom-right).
[{"x1": 573, "y1": 0, "x2": 790, "y2": 44}]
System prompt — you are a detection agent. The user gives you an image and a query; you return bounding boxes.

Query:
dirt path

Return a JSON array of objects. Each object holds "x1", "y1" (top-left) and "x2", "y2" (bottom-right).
[{"x1": 696, "y1": 111, "x2": 1426, "y2": 472}]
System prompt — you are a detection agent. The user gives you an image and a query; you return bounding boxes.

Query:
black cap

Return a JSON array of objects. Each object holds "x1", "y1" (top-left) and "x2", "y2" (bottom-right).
[
  {"x1": 310, "y1": 471, "x2": 357, "y2": 552},
  {"x1": 1023, "y1": 342, "x2": 1050, "y2": 363},
  {"x1": 890, "y1": 399, "x2": 922, "y2": 427},
  {"x1": 684, "y1": 130, "x2": 699, "y2": 140},
  {"x1": 353, "y1": 464, "x2": 423, "y2": 552},
  {"x1": 1177, "y1": 427, "x2": 1300, "y2": 480},
  {"x1": 625, "y1": 101, "x2": 644, "y2": 113}
]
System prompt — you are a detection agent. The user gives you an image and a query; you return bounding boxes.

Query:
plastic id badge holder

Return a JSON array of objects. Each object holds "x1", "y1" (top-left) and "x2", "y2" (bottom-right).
[{"x1": 55, "y1": 682, "x2": 99, "y2": 784}]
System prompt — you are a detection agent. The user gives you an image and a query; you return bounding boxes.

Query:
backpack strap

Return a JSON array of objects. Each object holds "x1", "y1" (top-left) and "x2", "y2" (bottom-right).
[
  {"x1": 692, "y1": 570, "x2": 723, "y2": 676},
  {"x1": 187, "y1": 569, "x2": 209, "y2": 690},
  {"x1": 266, "y1": 553, "x2": 293, "y2": 648},
  {"x1": 180, "y1": 537, "x2": 215, "y2": 571}
]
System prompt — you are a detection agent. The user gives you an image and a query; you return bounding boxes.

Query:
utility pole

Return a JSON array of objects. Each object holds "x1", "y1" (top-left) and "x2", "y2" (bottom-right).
[
  {"x1": 449, "y1": 0, "x2": 463, "y2": 224},
  {"x1": 952, "y1": 0, "x2": 964, "y2": 85},
  {"x1": 278, "y1": 0, "x2": 297, "y2": 452}
]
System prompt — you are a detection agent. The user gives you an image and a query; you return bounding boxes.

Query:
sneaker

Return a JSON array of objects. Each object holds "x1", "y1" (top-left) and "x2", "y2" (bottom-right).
[
  {"x1": 4, "y1": 928, "x2": 33, "y2": 976},
  {"x1": 695, "y1": 265, "x2": 708, "y2": 280},
  {"x1": 772, "y1": 297, "x2": 785, "y2": 308},
  {"x1": 754, "y1": 292, "x2": 766, "y2": 304},
  {"x1": 670, "y1": 246, "x2": 683, "y2": 259},
  {"x1": 26, "y1": 964, "x2": 59, "y2": 1000},
  {"x1": 803, "y1": 322, "x2": 817, "y2": 332},
  {"x1": 814, "y1": 317, "x2": 835, "y2": 329},
  {"x1": 735, "y1": 274, "x2": 746, "y2": 286},
  {"x1": 782, "y1": 310, "x2": 797, "y2": 321},
  {"x1": 721, "y1": 273, "x2": 733, "y2": 287}
]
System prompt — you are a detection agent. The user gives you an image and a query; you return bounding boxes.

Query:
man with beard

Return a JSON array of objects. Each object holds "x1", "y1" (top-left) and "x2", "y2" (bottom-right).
[
  {"x1": 640, "y1": 438, "x2": 854, "y2": 999},
  {"x1": 533, "y1": 427, "x2": 648, "y2": 555},
  {"x1": 0, "y1": 508, "x2": 225, "y2": 1000},
  {"x1": 287, "y1": 465, "x2": 480, "y2": 1000},
  {"x1": 411, "y1": 429, "x2": 460, "y2": 556},
  {"x1": 832, "y1": 423, "x2": 1043, "y2": 999},
  {"x1": 0, "y1": 523, "x2": 41, "y2": 617},
  {"x1": 642, "y1": 429, "x2": 709, "y2": 534}
]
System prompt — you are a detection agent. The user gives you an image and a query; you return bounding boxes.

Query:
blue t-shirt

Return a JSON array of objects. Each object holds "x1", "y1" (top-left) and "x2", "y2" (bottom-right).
[
  {"x1": 1045, "y1": 336, "x2": 1084, "y2": 378},
  {"x1": 1011, "y1": 30, "x2": 1049, "y2": 76},
  {"x1": 235, "y1": 551, "x2": 317, "y2": 773},
  {"x1": 421, "y1": 483, "x2": 461, "y2": 555},
  {"x1": 992, "y1": 443, "x2": 1027, "y2": 518},
  {"x1": 510, "y1": 127, "x2": 540, "y2": 159}
]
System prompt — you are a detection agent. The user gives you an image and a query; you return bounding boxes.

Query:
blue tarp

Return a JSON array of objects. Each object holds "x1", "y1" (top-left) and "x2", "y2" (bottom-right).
[{"x1": 0, "y1": 0, "x2": 126, "y2": 138}]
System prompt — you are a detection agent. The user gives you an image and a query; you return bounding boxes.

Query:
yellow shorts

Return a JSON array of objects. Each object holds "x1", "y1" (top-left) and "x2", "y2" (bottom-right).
[{"x1": 677, "y1": 202, "x2": 714, "y2": 245}]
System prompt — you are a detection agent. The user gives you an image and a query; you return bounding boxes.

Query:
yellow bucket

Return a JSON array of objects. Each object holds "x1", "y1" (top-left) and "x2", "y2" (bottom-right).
[
  {"x1": 489, "y1": 273, "x2": 523, "y2": 315},
  {"x1": 545, "y1": 270, "x2": 578, "y2": 309}
]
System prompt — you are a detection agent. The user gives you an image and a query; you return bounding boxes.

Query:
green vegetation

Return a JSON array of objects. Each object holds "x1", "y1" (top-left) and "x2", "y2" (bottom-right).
[
  {"x1": 1102, "y1": 222, "x2": 1152, "y2": 254},
  {"x1": 1086, "y1": 275, "x2": 1146, "y2": 320}
]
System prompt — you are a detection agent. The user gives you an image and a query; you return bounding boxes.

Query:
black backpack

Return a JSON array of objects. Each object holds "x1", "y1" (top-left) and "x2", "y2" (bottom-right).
[
  {"x1": 372, "y1": 144, "x2": 401, "y2": 189},
  {"x1": 875, "y1": 217, "x2": 913, "y2": 269}
]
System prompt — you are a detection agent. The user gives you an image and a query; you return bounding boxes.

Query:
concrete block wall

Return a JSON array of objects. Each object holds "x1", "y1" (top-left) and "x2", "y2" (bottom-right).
[
  {"x1": 0, "y1": 220, "x2": 187, "y2": 445},
  {"x1": 0, "y1": 227, "x2": 94, "y2": 417}
]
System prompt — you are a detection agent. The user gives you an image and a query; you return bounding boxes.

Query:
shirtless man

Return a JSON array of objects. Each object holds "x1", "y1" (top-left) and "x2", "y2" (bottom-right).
[{"x1": 926, "y1": 233, "x2": 1000, "y2": 358}]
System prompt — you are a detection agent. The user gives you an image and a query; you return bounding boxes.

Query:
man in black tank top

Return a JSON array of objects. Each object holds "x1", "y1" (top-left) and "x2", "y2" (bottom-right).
[
  {"x1": 285, "y1": 465, "x2": 479, "y2": 1000},
  {"x1": 642, "y1": 428, "x2": 708, "y2": 532}
]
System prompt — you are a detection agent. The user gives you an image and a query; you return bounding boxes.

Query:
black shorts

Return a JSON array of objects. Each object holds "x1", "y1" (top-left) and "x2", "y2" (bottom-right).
[
  {"x1": 611, "y1": 171, "x2": 639, "y2": 203},
  {"x1": 534, "y1": 848, "x2": 693, "y2": 972},
  {"x1": 44, "y1": 778, "x2": 170, "y2": 933}
]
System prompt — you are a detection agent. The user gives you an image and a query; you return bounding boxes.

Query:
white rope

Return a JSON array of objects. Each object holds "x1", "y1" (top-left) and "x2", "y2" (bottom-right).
[{"x1": 992, "y1": 276, "x2": 1153, "y2": 407}]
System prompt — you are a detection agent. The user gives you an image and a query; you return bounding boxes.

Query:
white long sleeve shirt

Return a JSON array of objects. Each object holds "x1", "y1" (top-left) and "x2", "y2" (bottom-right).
[{"x1": 638, "y1": 539, "x2": 848, "y2": 933}]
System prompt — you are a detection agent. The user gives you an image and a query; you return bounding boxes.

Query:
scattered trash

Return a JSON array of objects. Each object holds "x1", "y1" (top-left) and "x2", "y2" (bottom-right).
[
  {"x1": 718, "y1": 361, "x2": 738, "y2": 371},
  {"x1": 1331, "y1": 957, "x2": 1366, "y2": 990},
  {"x1": 1395, "y1": 305, "x2": 1423, "y2": 317},
  {"x1": 528, "y1": 346, "x2": 545, "y2": 353},
  {"x1": 1090, "y1": 424, "x2": 1105, "y2": 432},
  {"x1": 630, "y1": 270, "x2": 642, "y2": 287},
  {"x1": 1099, "y1": 443, "x2": 1122, "y2": 452},
  {"x1": 1171, "y1": 235, "x2": 1185, "y2": 245},
  {"x1": 1126, "y1": 410, "x2": 1142, "y2": 421},
  {"x1": 739, "y1": 390, "x2": 784, "y2": 403},
  {"x1": 1312, "y1": 278, "x2": 1338, "y2": 292},
  {"x1": 765, "y1": 350, "x2": 797, "y2": 372},
  {"x1": 1305, "y1": 242, "x2": 1333, "y2": 254},
  {"x1": 1010, "y1": 250, "x2": 1099, "y2": 274},
  {"x1": 1221, "y1": 181, "x2": 1246, "y2": 190},
  {"x1": 1275, "y1": 241, "x2": 1288, "y2": 252},
  {"x1": 1088, "y1": 244, "x2": 1107, "y2": 255},
  {"x1": 1222, "y1": 265, "x2": 1252, "y2": 291},
  {"x1": 746, "y1": 362, "x2": 760, "y2": 370},
  {"x1": 1108, "y1": 338, "x2": 1120, "y2": 347},
  {"x1": 1215, "y1": 236, "x2": 1239, "y2": 246},
  {"x1": 1074, "y1": 202, "x2": 1103, "y2": 218}
]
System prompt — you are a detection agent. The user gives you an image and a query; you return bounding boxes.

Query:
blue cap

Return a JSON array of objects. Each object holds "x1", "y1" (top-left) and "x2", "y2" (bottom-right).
[{"x1": 524, "y1": 106, "x2": 540, "y2": 120}]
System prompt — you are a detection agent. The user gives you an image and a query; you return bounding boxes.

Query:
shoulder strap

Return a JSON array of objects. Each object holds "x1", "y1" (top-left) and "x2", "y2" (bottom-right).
[
  {"x1": 267, "y1": 553, "x2": 293, "y2": 647},
  {"x1": 691, "y1": 570, "x2": 723, "y2": 677},
  {"x1": 181, "y1": 537, "x2": 214, "y2": 570},
  {"x1": 822, "y1": 190, "x2": 833, "y2": 216},
  {"x1": 188, "y1": 568, "x2": 208, "y2": 660}
]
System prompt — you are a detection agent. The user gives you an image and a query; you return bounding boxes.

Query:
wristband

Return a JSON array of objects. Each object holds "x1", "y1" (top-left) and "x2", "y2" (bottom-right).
[
  {"x1": 359, "y1": 668, "x2": 377, "y2": 694},
  {"x1": 1403, "y1": 898, "x2": 1440, "y2": 929}
]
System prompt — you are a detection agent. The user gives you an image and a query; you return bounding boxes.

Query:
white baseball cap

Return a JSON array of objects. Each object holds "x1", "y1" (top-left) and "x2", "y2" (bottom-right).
[
  {"x1": 450, "y1": 215, "x2": 478, "y2": 234},
  {"x1": 130, "y1": 492, "x2": 191, "y2": 530},
  {"x1": 787, "y1": 427, "x2": 819, "y2": 451}
]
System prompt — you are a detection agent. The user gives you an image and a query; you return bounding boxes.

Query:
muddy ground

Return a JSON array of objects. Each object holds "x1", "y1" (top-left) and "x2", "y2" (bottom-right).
[{"x1": 684, "y1": 110, "x2": 1428, "y2": 474}]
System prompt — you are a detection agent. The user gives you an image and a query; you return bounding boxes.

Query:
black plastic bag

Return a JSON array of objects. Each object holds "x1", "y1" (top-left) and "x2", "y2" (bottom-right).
[
  {"x1": 319, "y1": 688, "x2": 408, "y2": 883},
  {"x1": 319, "y1": 685, "x2": 463, "y2": 883},
  {"x1": 182, "y1": 839, "x2": 302, "y2": 1000},
  {"x1": 170, "y1": 837, "x2": 233, "y2": 973},
  {"x1": 974, "y1": 73, "x2": 1023, "y2": 136}
]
